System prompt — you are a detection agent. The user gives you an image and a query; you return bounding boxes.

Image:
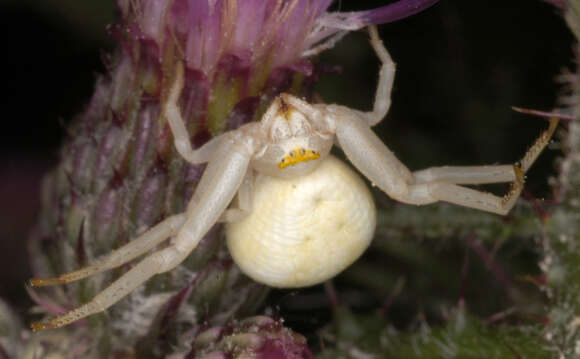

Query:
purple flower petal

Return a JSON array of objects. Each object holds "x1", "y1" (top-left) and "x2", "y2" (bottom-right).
[
  {"x1": 134, "y1": 0, "x2": 439, "y2": 76},
  {"x1": 360, "y1": 0, "x2": 440, "y2": 25},
  {"x1": 304, "y1": 0, "x2": 439, "y2": 56}
]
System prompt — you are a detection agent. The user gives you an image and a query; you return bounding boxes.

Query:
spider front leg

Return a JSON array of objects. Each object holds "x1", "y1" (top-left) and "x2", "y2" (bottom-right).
[
  {"x1": 30, "y1": 138, "x2": 252, "y2": 331},
  {"x1": 281, "y1": 25, "x2": 394, "y2": 129},
  {"x1": 362, "y1": 25, "x2": 396, "y2": 127},
  {"x1": 163, "y1": 61, "x2": 225, "y2": 164},
  {"x1": 334, "y1": 110, "x2": 558, "y2": 215}
]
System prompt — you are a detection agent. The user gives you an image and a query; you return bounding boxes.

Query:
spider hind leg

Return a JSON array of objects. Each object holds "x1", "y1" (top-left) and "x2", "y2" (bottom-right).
[
  {"x1": 29, "y1": 214, "x2": 187, "y2": 287},
  {"x1": 411, "y1": 117, "x2": 559, "y2": 215}
]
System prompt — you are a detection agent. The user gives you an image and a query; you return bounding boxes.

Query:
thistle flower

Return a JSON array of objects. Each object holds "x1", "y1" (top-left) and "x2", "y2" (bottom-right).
[
  {"x1": 28, "y1": 0, "x2": 438, "y2": 357},
  {"x1": 184, "y1": 316, "x2": 312, "y2": 358}
]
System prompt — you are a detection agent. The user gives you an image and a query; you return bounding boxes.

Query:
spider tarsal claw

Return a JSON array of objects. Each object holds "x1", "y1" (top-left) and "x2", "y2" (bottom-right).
[
  {"x1": 29, "y1": 277, "x2": 65, "y2": 287},
  {"x1": 513, "y1": 164, "x2": 524, "y2": 184},
  {"x1": 31, "y1": 320, "x2": 56, "y2": 332}
]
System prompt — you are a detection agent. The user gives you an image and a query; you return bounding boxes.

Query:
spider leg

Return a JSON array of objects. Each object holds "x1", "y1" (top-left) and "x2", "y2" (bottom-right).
[
  {"x1": 31, "y1": 139, "x2": 252, "y2": 331},
  {"x1": 31, "y1": 245, "x2": 185, "y2": 331},
  {"x1": 413, "y1": 118, "x2": 559, "y2": 184},
  {"x1": 30, "y1": 214, "x2": 187, "y2": 287},
  {"x1": 413, "y1": 165, "x2": 517, "y2": 185},
  {"x1": 334, "y1": 108, "x2": 558, "y2": 215},
  {"x1": 163, "y1": 61, "x2": 225, "y2": 164},
  {"x1": 410, "y1": 117, "x2": 559, "y2": 214},
  {"x1": 220, "y1": 170, "x2": 254, "y2": 222},
  {"x1": 357, "y1": 25, "x2": 396, "y2": 127},
  {"x1": 420, "y1": 171, "x2": 524, "y2": 215},
  {"x1": 283, "y1": 26, "x2": 395, "y2": 129}
]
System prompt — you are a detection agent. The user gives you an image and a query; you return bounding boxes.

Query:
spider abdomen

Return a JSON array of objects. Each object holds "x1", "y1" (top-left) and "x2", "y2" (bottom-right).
[{"x1": 226, "y1": 155, "x2": 376, "y2": 288}]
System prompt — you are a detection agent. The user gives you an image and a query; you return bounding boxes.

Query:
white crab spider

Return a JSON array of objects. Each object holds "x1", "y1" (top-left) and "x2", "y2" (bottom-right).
[{"x1": 30, "y1": 26, "x2": 558, "y2": 331}]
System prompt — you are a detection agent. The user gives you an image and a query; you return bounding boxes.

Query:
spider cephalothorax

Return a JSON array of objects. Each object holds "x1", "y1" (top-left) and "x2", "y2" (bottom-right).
[
  {"x1": 30, "y1": 26, "x2": 558, "y2": 331},
  {"x1": 244, "y1": 96, "x2": 334, "y2": 178}
]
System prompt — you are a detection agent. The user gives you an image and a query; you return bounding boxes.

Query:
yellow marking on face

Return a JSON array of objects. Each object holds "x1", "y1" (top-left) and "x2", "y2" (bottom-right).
[{"x1": 279, "y1": 148, "x2": 320, "y2": 169}]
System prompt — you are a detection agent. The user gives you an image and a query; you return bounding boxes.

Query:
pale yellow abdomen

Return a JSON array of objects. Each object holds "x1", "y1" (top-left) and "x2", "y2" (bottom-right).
[{"x1": 226, "y1": 155, "x2": 376, "y2": 288}]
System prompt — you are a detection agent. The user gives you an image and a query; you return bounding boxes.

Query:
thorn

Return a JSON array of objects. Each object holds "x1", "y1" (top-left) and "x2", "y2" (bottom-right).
[
  {"x1": 511, "y1": 106, "x2": 574, "y2": 121},
  {"x1": 324, "y1": 281, "x2": 339, "y2": 307},
  {"x1": 485, "y1": 307, "x2": 516, "y2": 325},
  {"x1": 504, "y1": 342, "x2": 522, "y2": 359},
  {"x1": 527, "y1": 314, "x2": 551, "y2": 326},
  {"x1": 458, "y1": 246, "x2": 469, "y2": 304},
  {"x1": 379, "y1": 276, "x2": 405, "y2": 318},
  {"x1": 516, "y1": 273, "x2": 547, "y2": 287}
]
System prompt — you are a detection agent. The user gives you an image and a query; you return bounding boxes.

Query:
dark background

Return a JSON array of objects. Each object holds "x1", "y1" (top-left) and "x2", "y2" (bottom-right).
[{"x1": 0, "y1": 0, "x2": 573, "y2": 323}]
